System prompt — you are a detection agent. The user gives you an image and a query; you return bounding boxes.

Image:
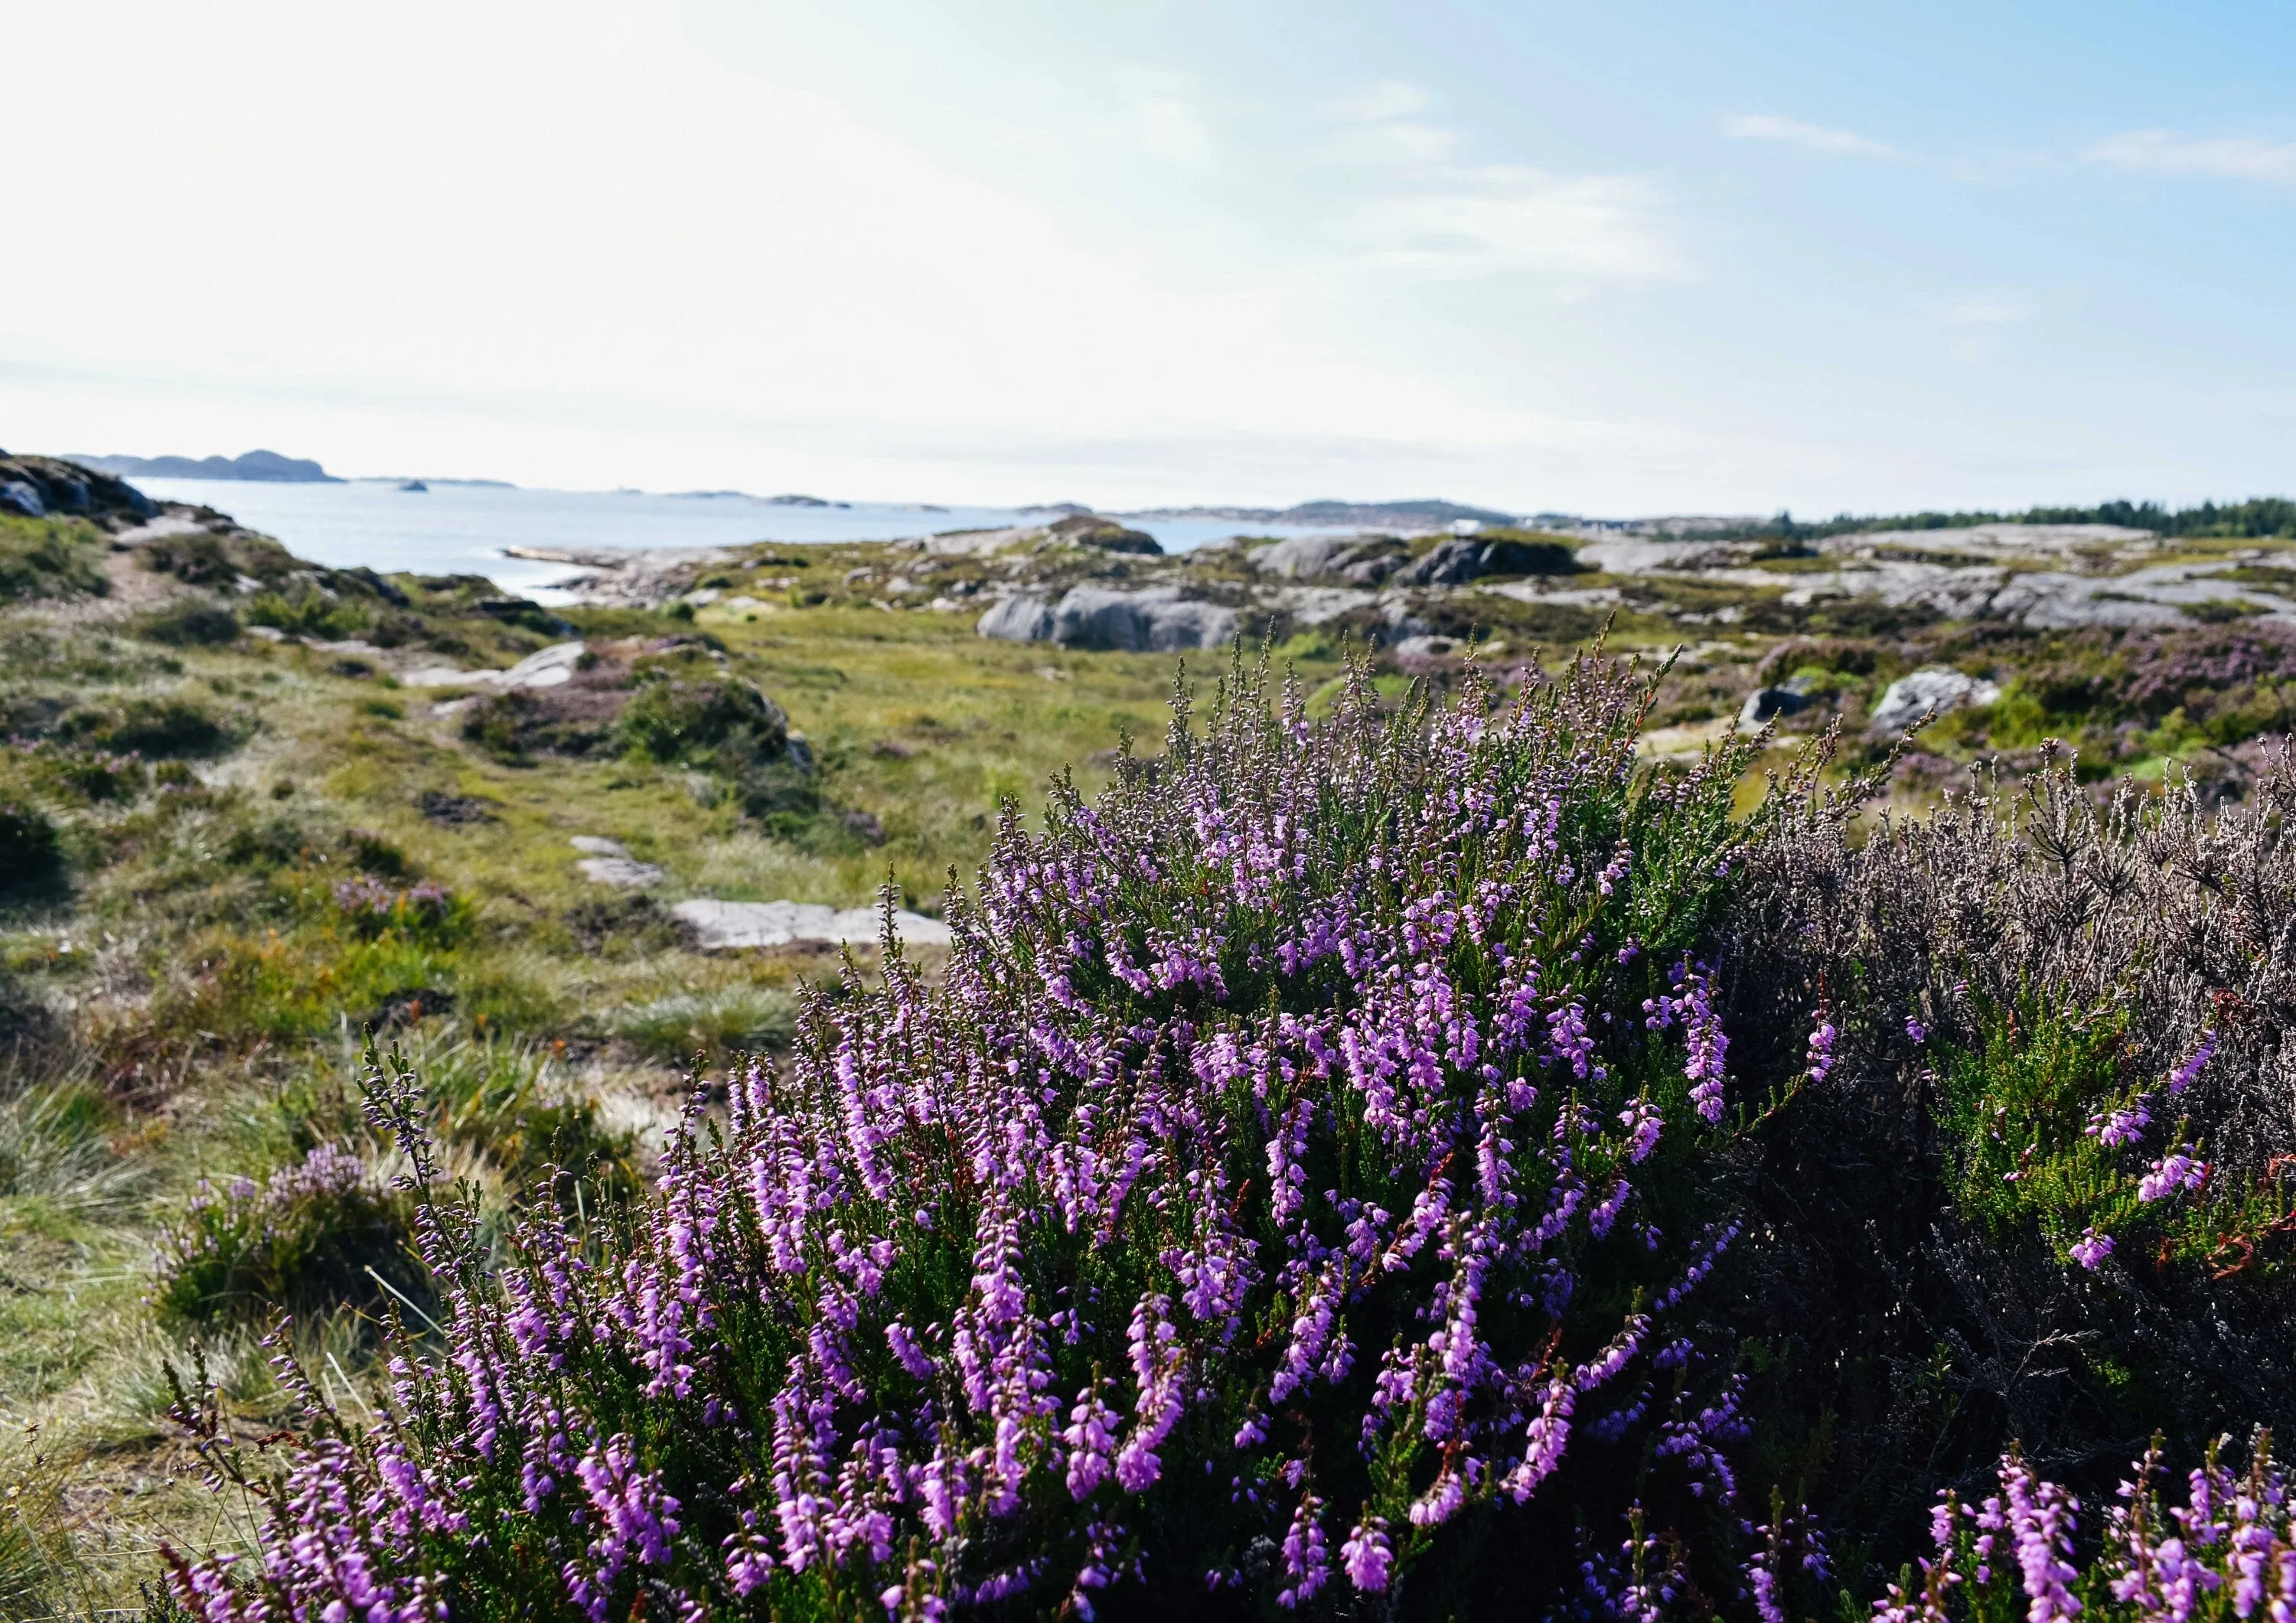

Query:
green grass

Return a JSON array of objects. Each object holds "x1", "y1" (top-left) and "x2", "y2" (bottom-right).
[{"x1": 0, "y1": 513, "x2": 109, "y2": 603}]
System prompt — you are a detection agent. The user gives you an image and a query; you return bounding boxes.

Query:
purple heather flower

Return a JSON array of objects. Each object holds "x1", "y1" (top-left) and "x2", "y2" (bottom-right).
[
  {"x1": 2138, "y1": 1147, "x2": 2205, "y2": 1203},
  {"x1": 2001, "y1": 1453, "x2": 2082, "y2": 1623},
  {"x1": 1341, "y1": 1515, "x2": 1393, "y2": 1593},
  {"x1": 1805, "y1": 1018, "x2": 1838, "y2": 1084},
  {"x1": 2069, "y1": 1228, "x2": 2114, "y2": 1270},
  {"x1": 2167, "y1": 1035, "x2": 2217, "y2": 1095}
]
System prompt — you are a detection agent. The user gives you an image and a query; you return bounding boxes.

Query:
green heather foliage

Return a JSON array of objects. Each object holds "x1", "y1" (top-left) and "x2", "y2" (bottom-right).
[
  {"x1": 248, "y1": 585, "x2": 370, "y2": 642},
  {"x1": 134, "y1": 598, "x2": 244, "y2": 646},
  {"x1": 0, "y1": 514, "x2": 110, "y2": 602},
  {"x1": 152, "y1": 1143, "x2": 418, "y2": 1328},
  {"x1": 0, "y1": 799, "x2": 64, "y2": 893},
  {"x1": 618, "y1": 675, "x2": 793, "y2": 767},
  {"x1": 54, "y1": 693, "x2": 241, "y2": 757}
]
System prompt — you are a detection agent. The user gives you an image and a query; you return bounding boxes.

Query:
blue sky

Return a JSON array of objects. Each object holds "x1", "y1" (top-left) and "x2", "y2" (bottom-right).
[{"x1": 4, "y1": 0, "x2": 2294, "y2": 513}]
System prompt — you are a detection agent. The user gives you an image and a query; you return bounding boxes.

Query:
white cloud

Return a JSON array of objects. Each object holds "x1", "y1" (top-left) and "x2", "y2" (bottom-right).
[
  {"x1": 1359, "y1": 168, "x2": 1685, "y2": 282},
  {"x1": 1949, "y1": 297, "x2": 2031, "y2": 326},
  {"x1": 1725, "y1": 114, "x2": 1896, "y2": 158},
  {"x1": 2086, "y1": 129, "x2": 2296, "y2": 185},
  {"x1": 1334, "y1": 80, "x2": 1431, "y2": 123},
  {"x1": 1322, "y1": 78, "x2": 1458, "y2": 165},
  {"x1": 1318, "y1": 83, "x2": 1680, "y2": 283}
]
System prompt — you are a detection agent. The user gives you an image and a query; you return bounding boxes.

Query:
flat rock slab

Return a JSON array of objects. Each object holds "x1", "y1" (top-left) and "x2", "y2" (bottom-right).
[
  {"x1": 570, "y1": 836, "x2": 630, "y2": 857},
  {"x1": 404, "y1": 641, "x2": 585, "y2": 692},
  {"x1": 673, "y1": 898, "x2": 954, "y2": 951},
  {"x1": 578, "y1": 856, "x2": 665, "y2": 888}
]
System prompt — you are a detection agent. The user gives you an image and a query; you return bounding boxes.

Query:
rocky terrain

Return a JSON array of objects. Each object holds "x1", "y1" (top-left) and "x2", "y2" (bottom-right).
[{"x1": 509, "y1": 497, "x2": 2296, "y2": 804}]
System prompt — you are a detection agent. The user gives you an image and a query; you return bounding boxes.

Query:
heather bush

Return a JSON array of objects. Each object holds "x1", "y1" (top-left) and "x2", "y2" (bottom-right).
[
  {"x1": 152, "y1": 660, "x2": 2296, "y2": 1620},
  {"x1": 164, "y1": 654, "x2": 1825, "y2": 1620},
  {"x1": 1864, "y1": 1438, "x2": 2294, "y2": 1623},
  {"x1": 1716, "y1": 748, "x2": 2296, "y2": 1572},
  {"x1": 0, "y1": 798, "x2": 63, "y2": 894},
  {"x1": 332, "y1": 877, "x2": 471, "y2": 947},
  {"x1": 55, "y1": 693, "x2": 240, "y2": 758},
  {"x1": 134, "y1": 599, "x2": 244, "y2": 647},
  {"x1": 152, "y1": 1143, "x2": 418, "y2": 1328}
]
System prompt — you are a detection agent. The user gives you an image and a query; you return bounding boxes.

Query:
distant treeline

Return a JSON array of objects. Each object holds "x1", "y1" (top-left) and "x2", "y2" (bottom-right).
[{"x1": 1730, "y1": 495, "x2": 2296, "y2": 543}]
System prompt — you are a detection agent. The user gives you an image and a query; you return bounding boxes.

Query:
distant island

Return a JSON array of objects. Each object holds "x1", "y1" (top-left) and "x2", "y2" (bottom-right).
[
  {"x1": 1117, "y1": 497, "x2": 1523, "y2": 530},
  {"x1": 72, "y1": 448, "x2": 342, "y2": 483},
  {"x1": 357, "y1": 475, "x2": 517, "y2": 489}
]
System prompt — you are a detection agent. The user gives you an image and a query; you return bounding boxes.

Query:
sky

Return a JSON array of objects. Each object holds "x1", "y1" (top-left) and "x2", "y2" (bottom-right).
[{"x1": 4, "y1": 0, "x2": 2295, "y2": 515}]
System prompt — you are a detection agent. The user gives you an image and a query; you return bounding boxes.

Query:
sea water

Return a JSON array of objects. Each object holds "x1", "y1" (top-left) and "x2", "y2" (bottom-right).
[{"x1": 126, "y1": 478, "x2": 1349, "y2": 597}]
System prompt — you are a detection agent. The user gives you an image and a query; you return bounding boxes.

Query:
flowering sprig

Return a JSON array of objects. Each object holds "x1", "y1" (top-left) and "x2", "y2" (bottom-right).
[{"x1": 1874, "y1": 1439, "x2": 2295, "y2": 1623}]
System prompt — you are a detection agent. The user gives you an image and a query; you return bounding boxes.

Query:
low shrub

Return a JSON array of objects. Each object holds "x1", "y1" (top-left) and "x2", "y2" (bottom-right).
[
  {"x1": 55, "y1": 694, "x2": 238, "y2": 758},
  {"x1": 617, "y1": 675, "x2": 791, "y2": 766},
  {"x1": 1716, "y1": 750, "x2": 2296, "y2": 1572},
  {"x1": 132, "y1": 599, "x2": 243, "y2": 647},
  {"x1": 151, "y1": 1143, "x2": 418, "y2": 1328},
  {"x1": 0, "y1": 514, "x2": 110, "y2": 602},
  {"x1": 333, "y1": 878, "x2": 471, "y2": 946},
  {"x1": 460, "y1": 689, "x2": 621, "y2": 762},
  {"x1": 152, "y1": 664, "x2": 2296, "y2": 1621},
  {"x1": 247, "y1": 585, "x2": 368, "y2": 642},
  {"x1": 137, "y1": 530, "x2": 240, "y2": 587},
  {"x1": 0, "y1": 800, "x2": 63, "y2": 895}
]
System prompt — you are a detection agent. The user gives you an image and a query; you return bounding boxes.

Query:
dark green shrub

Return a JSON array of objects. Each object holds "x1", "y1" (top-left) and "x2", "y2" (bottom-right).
[
  {"x1": 459, "y1": 689, "x2": 619, "y2": 763},
  {"x1": 137, "y1": 531, "x2": 238, "y2": 586},
  {"x1": 729, "y1": 755, "x2": 821, "y2": 836},
  {"x1": 615, "y1": 676, "x2": 790, "y2": 766},
  {"x1": 133, "y1": 600, "x2": 243, "y2": 646},
  {"x1": 247, "y1": 586, "x2": 368, "y2": 641},
  {"x1": 0, "y1": 801, "x2": 64, "y2": 895},
  {"x1": 57, "y1": 695, "x2": 236, "y2": 757},
  {"x1": 151, "y1": 1144, "x2": 419, "y2": 1328}
]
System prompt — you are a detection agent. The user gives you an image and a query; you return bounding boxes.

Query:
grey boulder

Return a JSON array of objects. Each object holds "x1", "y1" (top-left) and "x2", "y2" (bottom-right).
[
  {"x1": 977, "y1": 594, "x2": 1057, "y2": 642},
  {"x1": 673, "y1": 898, "x2": 953, "y2": 951},
  {"x1": 1738, "y1": 687, "x2": 1812, "y2": 727},
  {"x1": 1, "y1": 481, "x2": 43, "y2": 518},
  {"x1": 1249, "y1": 534, "x2": 1406, "y2": 585},
  {"x1": 980, "y1": 587, "x2": 1239, "y2": 652},
  {"x1": 1392, "y1": 536, "x2": 1577, "y2": 587},
  {"x1": 1870, "y1": 669, "x2": 2002, "y2": 735}
]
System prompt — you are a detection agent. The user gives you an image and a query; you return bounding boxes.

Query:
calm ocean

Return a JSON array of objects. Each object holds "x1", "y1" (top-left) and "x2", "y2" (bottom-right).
[{"x1": 126, "y1": 478, "x2": 1349, "y2": 597}]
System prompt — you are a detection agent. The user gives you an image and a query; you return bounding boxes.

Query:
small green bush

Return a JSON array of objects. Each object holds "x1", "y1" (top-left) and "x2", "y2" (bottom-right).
[
  {"x1": 0, "y1": 801, "x2": 63, "y2": 895},
  {"x1": 151, "y1": 1144, "x2": 418, "y2": 1328},
  {"x1": 459, "y1": 690, "x2": 618, "y2": 763},
  {"x1": 247, "y1": 587, "x2": 368, "y2": 641},
  {"x1": 615, "y1": 676, "x2": 790, "y2": 766},
  {"x1": 56, "y1": 695, "x2": 237, "y2": 758},
  {"x1": 133, "y1": 599, "x2": 243, "y2": 647},
  {"x1": 332, "y1": 878, "x2": 471, "y2": 947},
  {"x1": 137, "y1": 531, "x2": 239, "y2": 586},
  {"x1": 0, "y1": 515, "x2": 109, "y2": 602}
]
